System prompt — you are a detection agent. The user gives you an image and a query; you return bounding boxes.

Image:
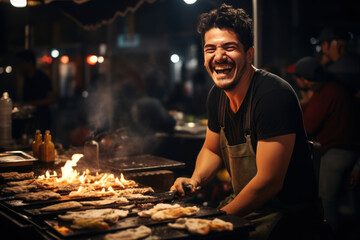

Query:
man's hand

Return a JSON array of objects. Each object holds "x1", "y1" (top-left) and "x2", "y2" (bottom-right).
[{"x1": 170, "y1": 177, "x2": 199, "y2": 197}]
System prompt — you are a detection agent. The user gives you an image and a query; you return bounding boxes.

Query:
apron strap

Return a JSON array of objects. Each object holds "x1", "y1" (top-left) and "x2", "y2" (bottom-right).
[{"x1": 218, "y1": 90, "x2": 227, "y2": 128}]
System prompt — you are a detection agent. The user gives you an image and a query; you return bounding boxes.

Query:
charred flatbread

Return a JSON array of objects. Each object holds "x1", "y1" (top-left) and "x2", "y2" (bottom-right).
[
  {"x1": 16, "y1": 190, "x2": 61, "y2": 201},
  {"x1": 59, "y1": 208, "x2": 129, "y2": 224},
  {"x1": 40, "y1": 201, "x2": 83, "y2": 212},
  {"x1": 0, "y1": 172, "x2": 34, "y2": 181},
  {"x1": 1, "y1": 184, "x2": 37, "y2": 194}
]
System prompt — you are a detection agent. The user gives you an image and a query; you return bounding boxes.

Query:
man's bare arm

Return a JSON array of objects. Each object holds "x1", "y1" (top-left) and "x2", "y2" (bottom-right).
[
  {"x1": 170, "y1": 128, "x2": 223, "y2": 195},
  {"x1": 221, "y1": 133, "x2": 295, "y2": 216}
]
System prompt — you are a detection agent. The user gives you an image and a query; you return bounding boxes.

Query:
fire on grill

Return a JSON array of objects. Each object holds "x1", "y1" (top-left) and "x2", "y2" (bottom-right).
[
  {"x1": 1, "y1": 153, "x2": 155, "y2": 201},
  {"x1": 0, "y1": 153, "x2": 251, "y2": 239}
]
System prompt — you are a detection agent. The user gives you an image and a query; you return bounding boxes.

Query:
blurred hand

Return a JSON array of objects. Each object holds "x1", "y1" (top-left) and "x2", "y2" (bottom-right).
[
  {"x1": 350, "y1": 170, "x2": 359, "y2": 188},
  {"x1": 170, "y1": 177, "x2": 199, "y2": 197}
]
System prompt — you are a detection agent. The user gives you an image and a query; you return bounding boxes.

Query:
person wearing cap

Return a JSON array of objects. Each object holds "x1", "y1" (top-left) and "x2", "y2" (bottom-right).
[
  {"x1": 317, "y1": 27, "x2": 360, "y2": 94},
  {"x1": 294, "y1": 56, "x2": 360, "y2": 235}
]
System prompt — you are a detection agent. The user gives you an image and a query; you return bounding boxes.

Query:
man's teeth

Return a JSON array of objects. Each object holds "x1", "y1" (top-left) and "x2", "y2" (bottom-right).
[{"x1": 214, "y1": 66, "x2": 232, "y2": 71}]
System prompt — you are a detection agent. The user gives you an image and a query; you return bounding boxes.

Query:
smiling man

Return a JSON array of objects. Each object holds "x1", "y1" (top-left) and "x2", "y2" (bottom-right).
[{"x1": 170, "y1": 4, "x2": 319, "y2": 240}]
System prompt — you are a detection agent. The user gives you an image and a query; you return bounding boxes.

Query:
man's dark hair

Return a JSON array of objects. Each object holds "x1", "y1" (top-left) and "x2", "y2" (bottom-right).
[
  {"x1": 16, "y1": 49, "x2": 36, "y2": 66},
  {"x1": 197, "y1": 4, "x2": 253, "y2": 51}
]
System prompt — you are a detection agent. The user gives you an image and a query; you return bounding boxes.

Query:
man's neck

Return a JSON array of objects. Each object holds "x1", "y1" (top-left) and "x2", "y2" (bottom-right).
[{"x1": 225, "y1": 65, "x2": 255, "y2": 113}]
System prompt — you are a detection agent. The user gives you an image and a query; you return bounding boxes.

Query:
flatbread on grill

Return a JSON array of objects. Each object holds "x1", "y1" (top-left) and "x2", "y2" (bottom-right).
[
  {"x1": 16, "y1": 190, "x2": 61, "y2": 201},
  {"x1": 168, "y1": 217, "x2": 233, "y2": 235},
  {"x1": 138, "y1": 203, "x2": 181, "y2": 217},
  {"x1": 40, "y1": 201, "x2": 83, "y2": 212},
  {"x1": 104, "y1": 225, "x2": 152, "y2": 240},
  {"x1": 58, "y1": 208, "x2": 129, "y2": 224},
  {"x1": 0, "y1": 172, "x2": 34, "y2": 181},
  {"x1": 1, "y1": 184, "x2": 37, "y2": 194},
  {"x1": 151, "y1": 206, "x2": 200, "y2": 221}
]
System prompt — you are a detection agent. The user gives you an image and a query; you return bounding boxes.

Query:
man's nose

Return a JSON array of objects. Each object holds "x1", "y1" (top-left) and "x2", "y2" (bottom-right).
[{"x1": 214, "y1": 48, "x2": 227, "y2": 62}]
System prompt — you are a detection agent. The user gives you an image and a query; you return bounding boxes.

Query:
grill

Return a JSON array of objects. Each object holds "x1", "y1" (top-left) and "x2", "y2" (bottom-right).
[{"x1": 0, "y1": 153, "x2": 253, "y2": 239}]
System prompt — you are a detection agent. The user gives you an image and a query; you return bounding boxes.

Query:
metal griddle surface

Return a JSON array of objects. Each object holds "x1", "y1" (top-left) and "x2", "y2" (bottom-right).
[
  {"x1": 107, "y1": 154, "x2": 185, "y2": 173},
  {"x1": 45, "y1": 203, "x2": 225, "y2": 238}
]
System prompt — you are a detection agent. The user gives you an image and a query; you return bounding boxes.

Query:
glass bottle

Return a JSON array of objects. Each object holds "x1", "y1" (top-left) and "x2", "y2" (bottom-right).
[
  {"x1": 0, "y1": 92, "x2": 13, "y2": 147},
  {"x1": 32, "y1": 129, "x2": 42, "y2": 159},
  {"x1": 84, "y1": 135, "x2": 99, "y2": 171},
  {"x1": 40, "y1": 130, "x2": 55, "y2": 163}
]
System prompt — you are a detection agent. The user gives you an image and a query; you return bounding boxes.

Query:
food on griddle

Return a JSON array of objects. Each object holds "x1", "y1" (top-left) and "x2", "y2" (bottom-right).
[
  {"x1": 68, "y1": 186, "x2": 154, "y2": 198},
  {"x1": 104, "y1": 225, "x2": 152, "y2": 240},
  {"x1": 168, "y1": 217, "x2": 233, "y2": 235},
  {"x1": 40, "y1": 201, "x2": 83, "y2": 212},
  {"x1": 151, "y1": 206, "x2": 200, "y2": 221},
  {"x1": 80, "y1": 197, "x2": 129, "y2": 206},
  {"x1": 123, "y1": 193, "x2": 155, "y2": 200},
  {"x1": 1, "y1": 184, "x2": 37, "y2": 194},
  {"x1": 0, "y1": 171, "x2": 34, "y2": 181},
  {"x1": 15, "y1": 190, "x2": 61, "y2": 201},
  {"x1": 70, "y1": 218, "x2": 110, "y2": 230},
  {"x1": 58, "y1": 208, "x2": 129, "y2": 224},
  {"x1": 138, "y1": 203, "x2": 181, "y2": 217},
  {"x1": 6, "y1": 179, "x2": 35, "y2": 186}
]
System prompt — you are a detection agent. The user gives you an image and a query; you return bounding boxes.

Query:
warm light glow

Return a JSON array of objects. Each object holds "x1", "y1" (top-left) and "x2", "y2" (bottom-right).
[
  {"x1": 5, "y1": 66, "x2": 12, "y2": 73},
  {"x1": 51, "y1": 49, "x2": 60, "y2": 58},
  {"x1": 170, "y1": 54, "x2": 180, "y2": 63},
  {"x1": 97, "y1": 56, "x2": 104, "y2": 63},
  {"x1": 10, "y1": 0, "x2": 27, "y2": 8},
  {"x1": 87, "y1": 55, "x2": 98, "y2": 65},
  {"x1": 41, "y1": 55, "x2": 52, "y2": 64},
  {"x1": 60, "y1": 55, "x2": 69, "y2": 64},
  {"x1": 184, "y1": 0, "x2": 197, "y2": 4}
]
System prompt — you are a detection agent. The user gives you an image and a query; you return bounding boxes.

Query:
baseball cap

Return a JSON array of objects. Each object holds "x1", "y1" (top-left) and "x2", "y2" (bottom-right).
[
  {"x1": 316, "y1": 27, "x2": 351, "y2": 44},
  {"x1": 294, "y1": 56, "x2": 326, "y2": 82}
]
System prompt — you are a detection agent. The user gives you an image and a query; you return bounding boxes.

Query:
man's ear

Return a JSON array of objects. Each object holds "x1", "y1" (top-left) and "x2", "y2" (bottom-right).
[{"x1": 246, "y1": 47, "x2": 255, "y2": 64}]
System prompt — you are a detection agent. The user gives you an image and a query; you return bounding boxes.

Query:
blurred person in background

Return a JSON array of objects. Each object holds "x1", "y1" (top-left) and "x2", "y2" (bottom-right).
[
  {"x1": 15, "y1": 49, "x2": 55, "y2": 132},
  {"x1": 294, "y1": 56, "x2": 360, "y2": 237}
]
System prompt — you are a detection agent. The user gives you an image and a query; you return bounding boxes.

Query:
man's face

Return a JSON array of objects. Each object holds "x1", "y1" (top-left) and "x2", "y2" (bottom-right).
[{"x1": 203, "y1": 28, "x2": 252, "y2": 90}]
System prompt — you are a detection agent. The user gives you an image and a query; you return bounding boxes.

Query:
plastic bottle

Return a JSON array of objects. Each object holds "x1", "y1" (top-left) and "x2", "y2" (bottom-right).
[
  {"x1": 32, "y1": 130, "x2": 42, "y2": 159},
  {"x1": 0, "y1": 92, "x2": 13, "y2": 147},
  {"x1": 84, "y1": 135, "x2": 99, "y2": 171},
  {"x1": 40, "y1": 130, "x2": 55, "y2": 163}
]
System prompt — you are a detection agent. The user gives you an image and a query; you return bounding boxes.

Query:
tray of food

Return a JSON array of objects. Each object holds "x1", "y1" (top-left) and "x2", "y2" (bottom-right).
[{"x1": 0, "y1": 151, "x2": 37, "y2": 168}]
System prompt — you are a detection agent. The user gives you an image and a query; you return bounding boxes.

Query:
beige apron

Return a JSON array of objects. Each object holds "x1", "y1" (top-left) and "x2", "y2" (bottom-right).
[{"x1": 217, "y1": 77, "x2": 282, "y2": 240}]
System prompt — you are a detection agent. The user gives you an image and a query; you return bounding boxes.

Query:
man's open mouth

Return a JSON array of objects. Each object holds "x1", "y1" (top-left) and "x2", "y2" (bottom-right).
[{"x1": 213, "y1": 65, "x2": 233, "y2": 75}]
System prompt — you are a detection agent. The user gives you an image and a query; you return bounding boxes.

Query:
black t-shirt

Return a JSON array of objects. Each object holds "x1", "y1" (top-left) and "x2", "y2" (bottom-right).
[{"x1": 207, "y1": 69, "x2": 318, "y2": 205}]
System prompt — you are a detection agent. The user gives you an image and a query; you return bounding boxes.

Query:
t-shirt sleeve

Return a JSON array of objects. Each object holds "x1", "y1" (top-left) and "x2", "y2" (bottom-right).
[
  {"x1": 207, "y1": 86, "x2": 221, "y2": 133},
  {"x1": 254, "y1": 89, "x2": 301, "y2": 140}
]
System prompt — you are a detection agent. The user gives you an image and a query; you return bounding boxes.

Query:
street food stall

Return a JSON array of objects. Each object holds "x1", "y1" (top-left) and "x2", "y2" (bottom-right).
[{"x1": 0, "y1": 148, "x2": 253, "y2": 239}]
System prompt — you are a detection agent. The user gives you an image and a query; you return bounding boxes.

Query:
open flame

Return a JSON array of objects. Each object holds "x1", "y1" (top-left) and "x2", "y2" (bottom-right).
[{"x1": 36, "y1": 153, "x2": 135, "y2": 192}]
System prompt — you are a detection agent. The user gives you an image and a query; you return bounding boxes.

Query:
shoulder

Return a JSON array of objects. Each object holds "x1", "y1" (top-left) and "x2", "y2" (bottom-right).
[{"x1": 253, "y1": 69, "x2": 297, "y2": 101}]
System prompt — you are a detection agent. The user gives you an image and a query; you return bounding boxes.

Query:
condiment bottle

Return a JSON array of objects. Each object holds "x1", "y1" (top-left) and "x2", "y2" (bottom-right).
[
  {"x1": 84, "y1": 135, "x2": 99, "y2": 171},
  {"x1": 40, "y1": 130, "x2": 55, "y2": 163},
  {"x1": 32, "y1": 129, "x2": 42, "y2": 159},
  {"x1": 0, "y1": 92, "x2": 13, "y2": 147}
]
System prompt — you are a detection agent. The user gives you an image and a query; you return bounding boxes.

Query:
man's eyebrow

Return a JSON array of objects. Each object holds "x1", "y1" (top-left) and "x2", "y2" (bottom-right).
[{"x1": 204, "y1": 42, "x2": 239, "y2": 48}]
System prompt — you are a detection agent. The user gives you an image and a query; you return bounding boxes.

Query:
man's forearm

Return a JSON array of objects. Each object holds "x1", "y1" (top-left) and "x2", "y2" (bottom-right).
[
  {"x1": 191, "y1": 147, "x2": 222, "y2": 186},
  {"x1": 221, "y1": 175, "x2": 282, "y2": 216}
]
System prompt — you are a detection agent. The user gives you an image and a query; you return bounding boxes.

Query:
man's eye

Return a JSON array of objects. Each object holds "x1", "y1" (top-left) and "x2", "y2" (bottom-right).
[
  {"x1": 204, "y1": 48, "x2": 215, "y2": 53},
  {"x1": 225, "y1": 46, "x2": 237, "y2": 51}
]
